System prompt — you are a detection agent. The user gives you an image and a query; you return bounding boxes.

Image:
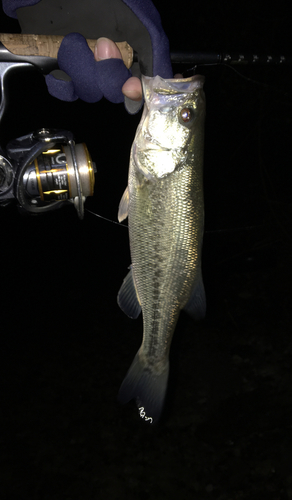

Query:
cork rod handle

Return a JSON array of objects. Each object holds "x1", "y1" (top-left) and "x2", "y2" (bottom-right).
[{"x1": 0, "y1": 33, "x2": 133, "y2": 69}]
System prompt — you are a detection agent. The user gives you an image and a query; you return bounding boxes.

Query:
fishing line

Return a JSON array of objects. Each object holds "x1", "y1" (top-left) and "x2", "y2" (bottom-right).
[
  {"x1": 86, "y1": 206, "x2": 270, "y2": 236},
  {"x1": 183, "y1": 62, "x2": 286, "y2": 88},
  {"x1": 216, "y1": 63, "x2": 276, "y2": 86},
  {"x1": 86, "y1": 65, "x2": 289, "y2": 236},
  {"x1": 85, "y1": 208, "x2": 128, "y2": 227}
]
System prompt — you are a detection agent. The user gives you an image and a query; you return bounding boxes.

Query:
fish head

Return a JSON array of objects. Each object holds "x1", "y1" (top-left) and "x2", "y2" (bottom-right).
[{"x1": 133, "y1": 74, "x2": 205, "y2": 179}]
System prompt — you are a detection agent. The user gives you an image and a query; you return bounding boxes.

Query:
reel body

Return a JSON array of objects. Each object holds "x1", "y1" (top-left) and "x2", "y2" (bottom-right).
[{"x1": 0, "y1": 128, "x2": 96, "y2": 218}]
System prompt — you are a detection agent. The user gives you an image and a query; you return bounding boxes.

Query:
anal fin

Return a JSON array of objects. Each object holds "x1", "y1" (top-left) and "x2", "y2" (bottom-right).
[{"x1": 117, "y1": 267, "x2": 141, "y2": 319}]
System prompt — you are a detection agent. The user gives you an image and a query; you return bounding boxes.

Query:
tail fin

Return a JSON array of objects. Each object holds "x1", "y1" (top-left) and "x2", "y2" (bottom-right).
[{"x1": 118, "y1": 352, "x2": 169, "y2": 424}]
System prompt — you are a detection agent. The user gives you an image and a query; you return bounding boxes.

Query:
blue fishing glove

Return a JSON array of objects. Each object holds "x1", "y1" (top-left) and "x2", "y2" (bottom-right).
[{"x1": 2, "y1": 0, "x2": 172, "y2": 113}]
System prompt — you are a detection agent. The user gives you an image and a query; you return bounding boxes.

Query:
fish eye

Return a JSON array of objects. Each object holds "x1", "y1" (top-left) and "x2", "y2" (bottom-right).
[
  {"x1": 180, "y1": 108, "x2": 192, "y2": 122},
  {"x1": 178, "y1": 107, "x2": 195, "y2": 128}
]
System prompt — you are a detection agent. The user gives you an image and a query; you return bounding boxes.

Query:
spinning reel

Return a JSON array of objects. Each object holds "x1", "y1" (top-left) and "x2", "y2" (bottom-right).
[{"x1": 0, "y1": 127, "x2": 96, "y2": 219}]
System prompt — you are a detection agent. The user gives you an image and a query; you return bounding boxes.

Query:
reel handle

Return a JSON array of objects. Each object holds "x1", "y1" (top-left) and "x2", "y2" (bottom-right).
[{"x1": 0, "y1": 33, "x2": 133, "y2": 69}]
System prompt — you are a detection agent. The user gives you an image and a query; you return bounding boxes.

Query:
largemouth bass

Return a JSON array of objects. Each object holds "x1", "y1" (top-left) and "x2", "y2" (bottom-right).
[{"x1": 117, "y1": 74, "x2": 206, "y2": 423}]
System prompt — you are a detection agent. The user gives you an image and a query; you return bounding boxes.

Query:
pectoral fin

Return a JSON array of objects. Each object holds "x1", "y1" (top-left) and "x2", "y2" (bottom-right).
[
  {"x1": 118, "y1": 186, "x2": 129, "y2": 222},
  {"x1": 117, "y1": 267, "x2": 141, "y2": 319},
  {"x1": 184, "y1": 272, "x2": 206, "y2": 321}
]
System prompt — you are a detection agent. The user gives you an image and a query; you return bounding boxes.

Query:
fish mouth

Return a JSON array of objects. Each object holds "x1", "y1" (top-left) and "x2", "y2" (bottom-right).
[
  {"x1": 141, "y1": 140, "x2": 171, "y2": 152},
  {"x1": 133, "y1": 142, "x2": 185, "y2": 179}
]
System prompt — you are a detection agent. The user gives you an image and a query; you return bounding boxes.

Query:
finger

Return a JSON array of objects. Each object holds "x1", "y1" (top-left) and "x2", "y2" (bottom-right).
[
  {"x1": 94, "y1": 37, "x2": 122, "y2": 61},
  {"x1": 122, "y1": 76, "x2": 142, "y2": 101}
]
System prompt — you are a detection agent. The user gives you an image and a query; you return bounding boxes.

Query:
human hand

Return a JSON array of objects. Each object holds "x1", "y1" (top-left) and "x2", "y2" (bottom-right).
[
  {"x1": 3, "y1": 0, "x2": 172, "y2": 113},
  {"x1": 94, "y1": 38, "x2": 183, "y2": 102},
  {"x1": 94, "y1": 37, "x2": 142, "y2": 102}
]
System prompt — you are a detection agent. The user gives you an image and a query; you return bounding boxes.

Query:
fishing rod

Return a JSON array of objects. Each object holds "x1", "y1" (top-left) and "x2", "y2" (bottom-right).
[
  {"x1": 169, "y1": 51, "x2": 292, "y2": 66},
  {"x1": 0, "y1": 34, "x2": 291, "y2": 68},
  {"x1": 0, "y1": 34, "x2": 291, "y2": 219}
]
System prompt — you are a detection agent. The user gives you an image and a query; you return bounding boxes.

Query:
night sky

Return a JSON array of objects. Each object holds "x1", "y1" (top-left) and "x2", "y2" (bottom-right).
[{"x1": 1, "y1": 2, "x2": 292, "y2": 499}]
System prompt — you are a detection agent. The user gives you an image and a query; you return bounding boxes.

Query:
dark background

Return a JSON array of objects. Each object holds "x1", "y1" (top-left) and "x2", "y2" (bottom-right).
[{"x1": 1, "y1": 1, "x2": 292, "y2": 499}]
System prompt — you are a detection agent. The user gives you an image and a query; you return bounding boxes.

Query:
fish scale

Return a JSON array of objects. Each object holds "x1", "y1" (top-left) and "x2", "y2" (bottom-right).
[
  {"x1": 117, "y1": 74, "x2": 206, "y2": 423},
  {"x1": 130, "y1": 170, "x2": 200, "y2": 341}
]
